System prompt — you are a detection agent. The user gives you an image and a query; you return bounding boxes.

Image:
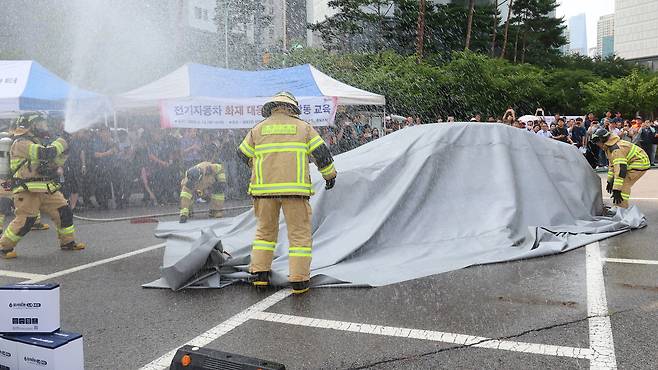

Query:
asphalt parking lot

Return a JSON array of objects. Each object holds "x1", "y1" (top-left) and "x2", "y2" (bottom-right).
[{"x1": 0, "y1": 173, "x2": 657, "y2": 370}]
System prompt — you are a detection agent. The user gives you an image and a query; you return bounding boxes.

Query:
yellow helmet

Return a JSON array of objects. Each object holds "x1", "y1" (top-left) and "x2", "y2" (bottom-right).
[
  {"x1": 262, "y1": 91, "x2": 301, "y2": 118},
  {"x1": 12, "y1": 111, "x2": 48, "y2": 136}
]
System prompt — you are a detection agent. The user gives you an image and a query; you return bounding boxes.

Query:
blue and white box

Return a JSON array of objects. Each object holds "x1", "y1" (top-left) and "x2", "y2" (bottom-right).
[
  {"x1": 0, "y1": 284, "x2": 60, "y2": 333},
  {"x1": 0, "y1": 331, "x2": 84, "y2": 370},
  {"x1": 0, "y1": 334, "x2": 19, "y2": 369}
]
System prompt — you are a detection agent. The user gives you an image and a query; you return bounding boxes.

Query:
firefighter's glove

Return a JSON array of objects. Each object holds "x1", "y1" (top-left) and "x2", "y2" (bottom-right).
[
  {"x1": 606, "y1": 179, "x2": 613, "y2": 194},
  {"x1": 325, "y1": 177, "x2": 335, "y2": 190},
  {"x1": 612, "y1": 190, "x2": 623, "y2": 205}
]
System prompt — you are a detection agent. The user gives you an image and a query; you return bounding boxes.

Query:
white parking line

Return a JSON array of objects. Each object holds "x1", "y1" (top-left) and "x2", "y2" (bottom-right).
[
  {"x1": 0, "y1": 269, "x2": 47, "y2": 280},
  {"x1": 21, "y1": 243, "x2": 166, "y2": 284},
  {"x1": 252, "y1": 311, "x2": 595, "y2": 360},
  {"x1": 586, "y1": 243, "x2": 617, "y2": 369},
  {"x1": 139, "y1": 289, "x2": 292, "y2": 370},
  {"x1": 603, "y1": 257, "x2": 658, "y2": 266}
]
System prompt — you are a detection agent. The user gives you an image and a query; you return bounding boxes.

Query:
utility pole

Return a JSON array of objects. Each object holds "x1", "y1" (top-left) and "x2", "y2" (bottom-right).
[
  {"x1": 500, "y1": 0, "x2": 513, "y2": 58},
  {"x1": 465, "y1": 0, "x2": 475, "y2": 50},
  {"x1": 416, "y1": 0, "x2": 426, "y2": 63}
]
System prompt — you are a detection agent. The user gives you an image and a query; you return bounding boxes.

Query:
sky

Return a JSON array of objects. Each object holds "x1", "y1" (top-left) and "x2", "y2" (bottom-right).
[{"x1": 556, "y1": 0, "x2": 615, "y2": 49}]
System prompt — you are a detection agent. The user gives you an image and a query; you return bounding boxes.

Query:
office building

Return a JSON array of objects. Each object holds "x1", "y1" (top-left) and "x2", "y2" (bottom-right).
[
  {"x1": 568, "y1": 13, "x2": 588, "y2": 55},
  {"x1": 614, "y1": 0, "x2": 658, "y2": 70},
  {"x1": 597, "y1": 14, "x2": 614, "y2": 58}
]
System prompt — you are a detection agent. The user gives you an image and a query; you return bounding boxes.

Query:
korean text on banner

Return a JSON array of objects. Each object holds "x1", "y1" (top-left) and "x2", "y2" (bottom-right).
[{"x1": 160, "y1": 97, "x2": 338, "y2": 129}]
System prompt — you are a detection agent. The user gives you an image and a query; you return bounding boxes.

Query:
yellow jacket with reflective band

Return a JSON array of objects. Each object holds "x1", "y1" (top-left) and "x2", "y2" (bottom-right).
[
  {"x1": 239, "y1": 111, "x2": 335, "y2": 197},
  {"x1": 10, "y1": 135, "x2": 68, "y2": 193},
  {"x1": 605, "y1": 135, "x2": 650, "y2": 191},
  {"x1": 180, "y1": 161, "x2": 226, "y2": 190}
]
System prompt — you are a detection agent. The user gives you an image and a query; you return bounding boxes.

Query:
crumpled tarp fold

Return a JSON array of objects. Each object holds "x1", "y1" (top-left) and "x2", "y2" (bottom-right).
[{"x1": 143, "y1": 124, "x2": 646, "y2": 290}]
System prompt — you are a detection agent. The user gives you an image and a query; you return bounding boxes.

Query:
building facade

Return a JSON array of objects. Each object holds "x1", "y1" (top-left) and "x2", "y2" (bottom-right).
[
  {"x1": 614, "y1": 0, "x2": 658, "y2": 71},
  {"x1": 596, "y1": 14, "x2": 614, "y2": 58},
  {"x1": 568, "y1": 13, "x2": 588, "y2": 55}
]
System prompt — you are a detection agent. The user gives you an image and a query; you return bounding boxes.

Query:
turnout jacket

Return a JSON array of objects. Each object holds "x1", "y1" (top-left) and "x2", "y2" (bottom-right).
[
  {"x1": 10, "y1": 135, "x2": 68, "y2": 193},
  {"x1": 238, "y1": 111, "x2": 337, "y2": 197},
  {"x1": 605, "y1": 135, "x2": 650, "y2": 191},
  {"x1": 180, "y1": 161, "x2": 227, "y2": 194}
]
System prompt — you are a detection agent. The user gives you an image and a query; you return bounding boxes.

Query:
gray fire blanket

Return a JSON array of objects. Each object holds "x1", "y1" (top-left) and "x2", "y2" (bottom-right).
[{"x1": 143, "y1": 123, "x2": 646, "y2": 290}]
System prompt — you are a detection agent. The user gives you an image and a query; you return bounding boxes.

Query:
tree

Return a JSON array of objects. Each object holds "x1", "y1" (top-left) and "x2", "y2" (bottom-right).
[
  {"x1": 500, "y1": 0, "x2": 513, "y2": 58},
  {"x1": 584, "y1": 70, "x2": 658, "y2": 118},
  {"x1": 464, "y1": 0, "x2": 476, "y2": 50},
  {"x1": 308, "y1": 0, "x2": 396, "y2": 52},
  {"x1": 507, "y1": 0, "x2": 566, "y2": 65}
]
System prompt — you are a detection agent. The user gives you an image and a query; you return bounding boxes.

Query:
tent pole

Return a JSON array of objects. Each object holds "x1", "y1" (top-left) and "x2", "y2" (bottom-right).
[{"x1": 382, "y1": 106, "x2": 387, "y2": 135}]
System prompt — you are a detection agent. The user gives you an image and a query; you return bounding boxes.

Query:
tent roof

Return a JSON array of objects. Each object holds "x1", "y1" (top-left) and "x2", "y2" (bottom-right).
[
  {"x1": 113, "y1": 63, "x2": 385, "y2": 111},
  {"x1": 0, "y1": 60, "x2": 104, "y2": 117}
]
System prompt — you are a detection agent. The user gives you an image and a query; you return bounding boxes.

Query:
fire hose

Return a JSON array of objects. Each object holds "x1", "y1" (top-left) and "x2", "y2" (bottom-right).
[{"x1": 72, "y1": 205, "x2": 252, "y2": 223}]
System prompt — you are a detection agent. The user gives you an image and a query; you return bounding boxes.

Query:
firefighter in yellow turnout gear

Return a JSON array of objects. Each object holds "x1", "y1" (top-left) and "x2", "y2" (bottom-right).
[
  {"x1": 179, "y1": 161, "x2": 227, "y2": 223},
  {"x1": 238, "y1": 92, "x2": 337, "y2": 294},
  {"x1": 0, "y1": 112, "x2": 85, "y2": 259},
  {"x1": 591, "y1": 128, "x2": 650, "y2": 208}
]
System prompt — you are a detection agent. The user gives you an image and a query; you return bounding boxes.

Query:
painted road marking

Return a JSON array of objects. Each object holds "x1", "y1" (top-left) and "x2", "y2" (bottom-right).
[
  {"x1": 21, "y1": 243, "x2": 166, "y2": 284},
  {"x1": 252, "y1": 311, "x2": 595, "y2": 359},
  {"x1": 586, "y1": 243, "x2": 617, "y2": 369},
  {"x1": 604, "y1": 258, "x2": 658, "y2": 266},
  {"x1": 139, "y1": 289, "x2": 292, "y2": 370},
  {"x1": 0, "y1": 269, "x2": 47, "y2": 280}
]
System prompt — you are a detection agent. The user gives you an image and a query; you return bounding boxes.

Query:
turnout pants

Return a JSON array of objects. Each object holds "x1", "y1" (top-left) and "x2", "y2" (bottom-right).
[
  {"x1": 179, "y1": 184, "x2": 225, "y2": 217},
  {"x1": 619, "y1": 170, "x2": 646, "y2": 208},
  {"x1": 0, "y1": 191, "x2": 75, "y2": 251},
  {"x1": 249, "y1": 197, "x2": 313, "y2": 282}
]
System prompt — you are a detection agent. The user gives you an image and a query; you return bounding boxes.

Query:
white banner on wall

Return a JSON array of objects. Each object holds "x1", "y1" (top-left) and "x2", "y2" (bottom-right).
[{"x1": 160, "y1": 96, "x2": 338, "y2": 129}]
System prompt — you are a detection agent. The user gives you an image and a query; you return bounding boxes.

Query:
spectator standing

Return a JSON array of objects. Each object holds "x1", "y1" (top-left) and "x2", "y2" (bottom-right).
[
  {"x1": 536, "y1": 122, "x2": 552, "y2": 138},
  {"x1": 584, "y1": 113, "x2": 596, "y2": 130},
  {"x1": 571, "y1": 118, "x2": 587, "y2": 148},
  {"x1": 180, "y1": 129, "x2": 202, "y2": 170},
  {"x1": 114, "y1": 130, "x2": 135, "y2": 208},
  {"x1": 637, "y1": 119, "x2": 655, "y2": 165},
  {"x1": 551, "y1": 118, "x2": 573, "y2": 144},
  {"x1": 91, "y1": 126, "x2": 117, "y2": 209},
  {"x1": 611, "y1": 111, "x2": 623, "y2": 124}
]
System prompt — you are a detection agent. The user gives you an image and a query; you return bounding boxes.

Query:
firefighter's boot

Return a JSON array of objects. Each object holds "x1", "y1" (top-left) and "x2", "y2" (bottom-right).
[
  {"x1": 0, "y1": 248, "x2": 16, "y2": 259},
  {"x1": 61, "y1": 241, "x2": 86, "y2": 251},
  {"x1": 290, "y1": 280, "x2": 310, "y2": 295},
  {"x1": 251, "y1": 271, "x2": 271, "y2": 288}
]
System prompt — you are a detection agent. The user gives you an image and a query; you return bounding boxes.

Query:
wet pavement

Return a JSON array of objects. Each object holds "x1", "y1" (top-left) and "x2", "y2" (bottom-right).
[{"x1": 0, "y1": 172, "x2": 657, "y2": 369}]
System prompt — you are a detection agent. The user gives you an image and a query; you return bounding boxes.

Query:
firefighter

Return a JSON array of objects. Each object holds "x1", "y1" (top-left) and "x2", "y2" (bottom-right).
[
  {"x1": 0, "y1": 112, "x2": 85, "y2": 259},
  {"x1": 179, "y1": 161, "x2": 227, "y2": 223},
  {"x1": 591, "y1": 128, "x2": 650, "y2": 209},
  {"x1": 238, "y1": 92, "x2": 337, "y2": 294}
]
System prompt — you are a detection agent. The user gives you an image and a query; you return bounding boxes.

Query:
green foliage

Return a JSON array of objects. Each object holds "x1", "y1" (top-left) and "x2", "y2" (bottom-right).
[
  {"x1": 274, "y1": 48, "x2": 658, "y2": 120},
  {"x1": 583, "y1": 70, "x2": 658, "y2": 118}
]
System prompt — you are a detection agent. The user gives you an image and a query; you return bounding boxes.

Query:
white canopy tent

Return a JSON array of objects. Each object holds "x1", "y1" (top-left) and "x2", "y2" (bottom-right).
[{"x1": 112, "y1": 63, "x2": 386, "y2": 112}]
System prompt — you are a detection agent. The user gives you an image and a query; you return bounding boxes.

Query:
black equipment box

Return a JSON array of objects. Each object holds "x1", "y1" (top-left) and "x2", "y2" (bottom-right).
[{"x1": 170, "y1": 345, "x2": 286, "y2": 370}]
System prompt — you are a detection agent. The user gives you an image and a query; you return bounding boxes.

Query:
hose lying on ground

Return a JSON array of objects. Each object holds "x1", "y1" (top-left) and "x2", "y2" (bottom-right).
[{"x1": 72, "y1": 205, "x2": 252, "y2": 223}]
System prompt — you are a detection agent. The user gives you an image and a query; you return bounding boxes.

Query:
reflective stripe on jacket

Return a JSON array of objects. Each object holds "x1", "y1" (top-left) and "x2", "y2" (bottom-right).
[
  {"x1": 239, "y1": 111, "x2": 336, "y2": 197},
  {"x1": 606, "y1": 137, "x2": 650, "y2": 191},
  {"x1": 10, "y1": 136, "x2": 68, "y2": 193}
]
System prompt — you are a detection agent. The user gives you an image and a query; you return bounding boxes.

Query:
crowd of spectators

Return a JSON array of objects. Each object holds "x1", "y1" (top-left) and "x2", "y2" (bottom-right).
[
  {"x1": 27, "y1": 108, "x2": 658, "y2": 212},
  {"x1": 59, "y1": 126, "x2": 251, "y2": 210}
]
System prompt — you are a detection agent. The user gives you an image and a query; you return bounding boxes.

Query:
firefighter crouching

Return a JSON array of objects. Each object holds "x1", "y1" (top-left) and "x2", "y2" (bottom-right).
[
  {"x1": 238, "y1": 92, "x2": 337, "y2": 295},
  {"x1": 0, "y1": 112, "x2": 86, "y2": 259},
  {"x1": 179, "y1": 161, "x2": 227, "y2": 223},
  {"x1": 591, "y1": 128, "x2": 650, "y2": 209}
]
